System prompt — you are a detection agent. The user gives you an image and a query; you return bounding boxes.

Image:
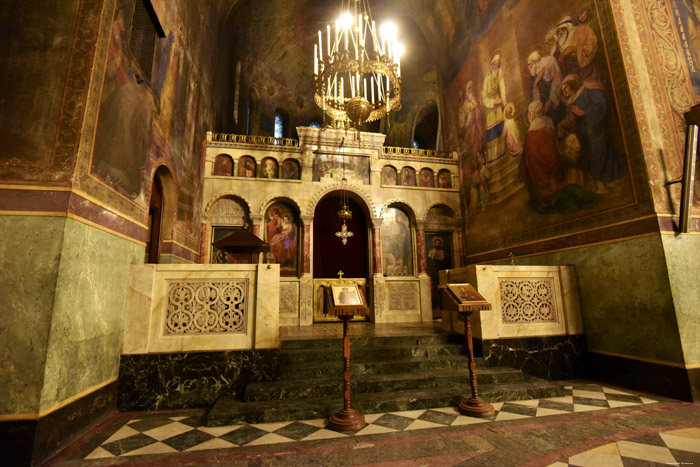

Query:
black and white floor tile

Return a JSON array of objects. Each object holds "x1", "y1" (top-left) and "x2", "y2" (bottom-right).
[{"x1": 85, "y1": 384, "x2": 661, "y2": 460}]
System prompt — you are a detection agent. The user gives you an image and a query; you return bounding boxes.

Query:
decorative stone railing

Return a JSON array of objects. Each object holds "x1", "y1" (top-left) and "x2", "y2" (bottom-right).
[
  {"x1": 123, "y1": 264, "x2": 280, "y2": 353},
  {"x1": 382, "y1": 146, "x2": 456, "y2": 160},
  {"x1": 208, "y1": 132, "x2": 300, "y2": 147}
]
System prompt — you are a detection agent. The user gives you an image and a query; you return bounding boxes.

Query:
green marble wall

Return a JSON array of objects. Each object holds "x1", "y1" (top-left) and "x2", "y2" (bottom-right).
[
  {"x1": 509, "y1": 235, "x2": 685, "y2": 365},
  {"x1": 38, "y1": 218, "x2": 142, "y2": 413},
  {"x1": 661, "y1": 234, "x2": 700, "y2": 366},
  {"x1": 0, "y1": 216, "x2": 66, "y2": 414}
]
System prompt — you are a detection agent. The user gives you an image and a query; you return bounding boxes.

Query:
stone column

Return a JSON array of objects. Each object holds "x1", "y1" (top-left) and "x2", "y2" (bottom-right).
[
  {"x1": 250, "y1": 214, "x2": 264, "y2": 238},
  {"x1": 371, "y1": 217, "x2": 383, "y2": 275},
  {"x1": 301, "y1": 215, "x2": 314, "y2": 275},
  {"x1": 456, "y1": 229, "x2": 466, "y2": 267},
  {"x1": 416, "y1": 221, "x2": 427, "y2": 275}
]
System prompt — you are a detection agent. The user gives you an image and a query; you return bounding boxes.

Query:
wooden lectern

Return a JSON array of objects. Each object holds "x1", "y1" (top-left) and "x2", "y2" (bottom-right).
[
  {"x1": 439, "y1": 283, "x2": 495, "y2": 417},
  {"x1": 326, "y1": 285, "x2": 370, "y2": 431},
  {"x1": 212, "y1": 230, "x2": 269, "y2": 264}
]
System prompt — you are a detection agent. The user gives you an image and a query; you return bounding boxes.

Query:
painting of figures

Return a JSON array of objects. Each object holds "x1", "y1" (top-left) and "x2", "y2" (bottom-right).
[
  {"x1": 313, "y1": 154, "x2": 370, "y2": 183},
  {"x1": 444, "y1": 0, "x2": 641, "y2": 253},
  {"x1": 425, "y1": 232, "x2": 453, "y2": 308},
  {"x1": 381, "y1": 207, "x2": 413, "y2": 276},
  {"x1": 264, "y1": 202, "x2": 299, "y2": 276}
]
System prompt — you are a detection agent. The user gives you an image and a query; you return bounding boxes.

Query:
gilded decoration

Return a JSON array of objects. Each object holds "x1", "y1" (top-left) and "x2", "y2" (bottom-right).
[{"x1": 312, "y1": 278, "x2": 367, "y2": 322}]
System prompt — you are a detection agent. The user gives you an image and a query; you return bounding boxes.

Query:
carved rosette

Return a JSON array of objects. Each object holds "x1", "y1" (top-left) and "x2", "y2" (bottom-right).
[
  {"x1": 499, "y1": 278, "x2": 557, "y2": 323},
  {"x1": 165, "y1": 280, "x2": 247, "y2": 334}
]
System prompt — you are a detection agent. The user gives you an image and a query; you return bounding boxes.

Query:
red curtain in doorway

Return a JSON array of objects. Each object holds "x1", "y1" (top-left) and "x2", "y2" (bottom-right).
[{"x1": 313, "y1": 196, "x2": 368, "y2": 278}]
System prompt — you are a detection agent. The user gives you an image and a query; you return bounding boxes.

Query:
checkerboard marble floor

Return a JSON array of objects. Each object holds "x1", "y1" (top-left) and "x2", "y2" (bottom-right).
[
  {"x1": 548, "y1": 427, "x2": 700, "y2": 467},
  {"x1": 85, "y1": 384, "x2": 665, "y2": 460}
]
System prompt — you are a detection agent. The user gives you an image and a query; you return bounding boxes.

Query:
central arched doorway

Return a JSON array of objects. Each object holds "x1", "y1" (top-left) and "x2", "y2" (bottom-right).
[{"x1": 312, "y1": 192, "x2": 371, "y2": 322}]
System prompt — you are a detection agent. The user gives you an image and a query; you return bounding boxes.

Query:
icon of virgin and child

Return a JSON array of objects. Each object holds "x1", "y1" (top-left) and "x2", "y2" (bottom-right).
[{"x1": 266, "y1": 205, "x2": 297, "y2": 270}]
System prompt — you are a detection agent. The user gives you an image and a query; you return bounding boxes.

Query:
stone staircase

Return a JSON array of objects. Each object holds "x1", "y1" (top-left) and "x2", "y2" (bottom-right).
[
  {"x1": 206, "y1": 333, "x2": 564, "y2": 426},
  {"x1": 486, "y1": 153, "x2": 524, "y2": 205}
]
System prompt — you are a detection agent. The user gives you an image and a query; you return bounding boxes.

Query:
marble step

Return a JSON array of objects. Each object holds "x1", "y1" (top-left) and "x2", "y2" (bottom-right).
[
  {"x1": 278, "y1": 354, "x2": 481, "y2": 380},
  {"x1": 280, "y1": 334, "x2": 463, "y2": 350},
  {"x1": 245, "y1": 366, "x2": 526, "y2": 402},
  {"x1": 279, "y1": 343, "x2": 465, "y2": 364},
  {"x1": 207, "y1": 379, "x2": 566, "y2": 426}
]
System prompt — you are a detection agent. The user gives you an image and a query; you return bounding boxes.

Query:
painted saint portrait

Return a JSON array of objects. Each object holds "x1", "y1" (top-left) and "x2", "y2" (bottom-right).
[
  {"x1": 281, "y1": 159, "x2": 300, "y2": 180},
  {"x1": 381, "y1": 166, "x2": 398, "y2": 185},
  {"x1": 262, "y1": 157, "x2": 278, "y2": 179},
  {"x1": 332, "y1": 285, "x2": 362, "y2": 306},
  {"x1": 447, "y1": 283, "x2": 487, "y2": 303},
  {"x1": 401, "y1": 167, "x2": 416, "y2": 187},
  {"x1": 425, "y1": 232, "x2": 453, "y2": 308},
  {"x1": 381, "y1": 207, "x2": 413, "y2": 276},
  {"x1": 438, "y1": 170, "x2": 452, "y2": 188},
  {"x1": 214, "y1": 154, "x2": 233, "y2": 176},
  {"x1": 264, "y1": 202, "x2": 298, "y2": 276},
  {"x1": 238, "y1": 156, "x2": 256, "y2": 177},
  {"x1": 419, "y1": 168, "x2": 435, "y2": 187}
]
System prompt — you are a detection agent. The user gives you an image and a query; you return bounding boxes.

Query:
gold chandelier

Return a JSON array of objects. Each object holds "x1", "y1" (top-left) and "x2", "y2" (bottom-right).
[{"x1": 313, "y1": 0, "x2": 403, "y2": 130}]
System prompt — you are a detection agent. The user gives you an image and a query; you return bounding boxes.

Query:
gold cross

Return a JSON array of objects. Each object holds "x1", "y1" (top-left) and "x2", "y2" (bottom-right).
[
  {"x1": 335, "y1": 221, "x2": 354, "y2": 245},
  {"x1": 337, "y1": 270, "x2": 344, "y2": 279}
]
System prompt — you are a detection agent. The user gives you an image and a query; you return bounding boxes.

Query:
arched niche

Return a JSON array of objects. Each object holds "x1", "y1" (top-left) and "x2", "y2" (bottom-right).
[
  {"x1": 214, "y1": 154, "x2": 234, "y2": 176},
  {"x1": 146, "y1": 165, "x2": 177, "y2": 263},
  {"x1": 381, "y1": 204, "x2": 415, "y2": 277},
  {"x1": 413, "y1": 101, "x2": 439, "y2": 150},
  {"x1": 207, "y1": 195, "x2": 251, "y2": 264}
]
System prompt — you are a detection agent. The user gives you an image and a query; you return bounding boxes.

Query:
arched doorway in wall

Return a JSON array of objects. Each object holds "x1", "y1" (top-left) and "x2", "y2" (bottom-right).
[
  {"x1": 312, "y1": 193, "x2": 371, "y2": 322},
  {"x1": 145, "y1": 166, "x2": 176, "y2": 263},
  {"x1": 146, "y1": 176, "x2": 163, "y2": 263}
]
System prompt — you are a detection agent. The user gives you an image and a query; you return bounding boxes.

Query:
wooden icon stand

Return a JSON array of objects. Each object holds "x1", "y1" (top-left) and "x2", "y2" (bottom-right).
[
  {"x1": 439, "y1": 284, "x2": 495, "y2": 418},
  {"x1": 326, "y1": 285, "x2": 370, "y2": 431}
]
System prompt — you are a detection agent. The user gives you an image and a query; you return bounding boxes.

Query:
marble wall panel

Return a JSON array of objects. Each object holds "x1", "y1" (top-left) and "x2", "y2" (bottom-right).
[
  {"x1": 39, "y1": 218, "x2": 142, "y2": 413},
  {"x1": 661, "y1": 234, "x2": 700, "y2": 366},
  {"x1": 509, "y1": 235, "x2": 686, "y2": 365},
  {"x1": 479, "y1": 335, "x2": 587, "y2": 380},
  {"x1": 118, "y1": 350, "x2": 279, "y2": 411},
  {"x1": 0, "y1": 216, "x2": 66, "y2": 414}
]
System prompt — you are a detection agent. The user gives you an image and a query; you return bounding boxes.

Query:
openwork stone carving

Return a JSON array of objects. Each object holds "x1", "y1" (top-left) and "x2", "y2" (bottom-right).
[
  {"x1": 499, "y1": 278, "x2": 557, "y2": 323},
  {"x1": 165, "y1": 280, "x2": 247, "y2": 334}
]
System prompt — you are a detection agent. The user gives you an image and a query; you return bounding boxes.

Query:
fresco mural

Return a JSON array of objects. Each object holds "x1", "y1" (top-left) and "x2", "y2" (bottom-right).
[
  {"x1": 385, "y1": 112, "x2": 413, "y2": 147},
  {"x1": 90, "y1": 2, "x2": 154, "y2": 199},
  {"x1": 264, "y1": 202, "x2": 299, "y2": 276},
  {"x1": 313, "y1": 154, "x2": 370, "y2": 183},
  {"x1": 671, "y1": 0, "x2": 700, "y2": 96},
  {"x1": 444, "y1": 0, "x2": 638, "y2": 251},
  {"x1": 381, "y1": 207, "x2": 413, "y2": 276}
]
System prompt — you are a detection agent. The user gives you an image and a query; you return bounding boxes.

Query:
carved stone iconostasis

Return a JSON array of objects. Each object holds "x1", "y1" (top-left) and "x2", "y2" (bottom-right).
[{"x1": 202, "y1": 127, "x2": 463, "y2": 326}]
